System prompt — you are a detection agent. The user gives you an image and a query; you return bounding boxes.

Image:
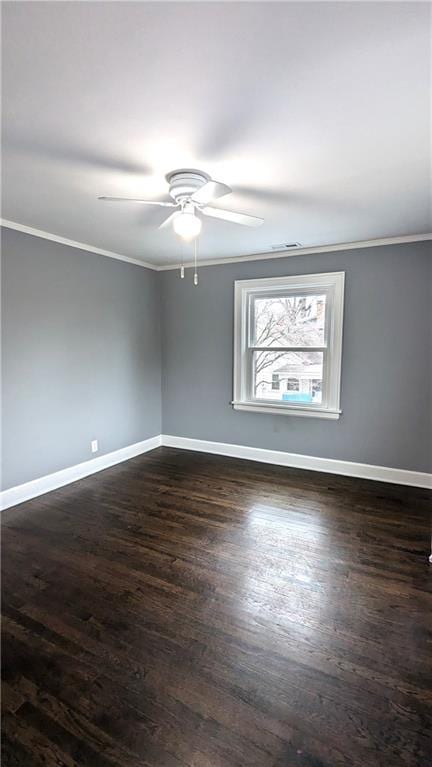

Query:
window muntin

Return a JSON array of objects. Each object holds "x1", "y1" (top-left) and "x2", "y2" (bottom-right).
[{"x1": 233, "y1": 272, "x2": 344, "y2": 418}]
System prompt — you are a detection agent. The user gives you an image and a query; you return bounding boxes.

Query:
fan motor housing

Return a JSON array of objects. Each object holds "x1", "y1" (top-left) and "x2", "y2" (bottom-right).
[{"x1": 166, "y1": 169, "x2": 210, "y2": 203}]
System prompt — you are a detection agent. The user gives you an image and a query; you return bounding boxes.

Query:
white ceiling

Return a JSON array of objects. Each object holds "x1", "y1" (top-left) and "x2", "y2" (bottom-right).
[{"x1": 2, "y1": 1, "x2": 431, "y2": 266}]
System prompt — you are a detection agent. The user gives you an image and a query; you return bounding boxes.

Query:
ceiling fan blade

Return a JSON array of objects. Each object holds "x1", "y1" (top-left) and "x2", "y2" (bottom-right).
[
  {"x1": 159, "y1": 211, "x2": 181, "y2": 229},
  {"x1": 202, "y1": 206, "x2": 264, "y2": 227},
  {"x1": 191, "y1": 180, "x2": 231, "y2": 205},
  {"x1": 98, "y1": 196, "x2": 176, "y2": 207}
]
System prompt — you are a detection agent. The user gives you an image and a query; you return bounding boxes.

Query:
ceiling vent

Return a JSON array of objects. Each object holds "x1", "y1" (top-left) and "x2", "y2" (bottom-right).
[{"x1": 271, "y1": 242, "x2": 301, "y2": 250}]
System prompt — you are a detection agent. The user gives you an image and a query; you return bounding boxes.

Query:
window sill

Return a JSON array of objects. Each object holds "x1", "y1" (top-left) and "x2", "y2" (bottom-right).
[{"x1": 232, "y1": 401, "x2": 341, "y2": 419}]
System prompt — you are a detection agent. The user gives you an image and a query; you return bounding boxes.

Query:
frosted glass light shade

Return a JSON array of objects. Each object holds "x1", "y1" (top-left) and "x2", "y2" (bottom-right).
[{"x1": 173, "y1": 211, "x2": 202, "y2": 241}]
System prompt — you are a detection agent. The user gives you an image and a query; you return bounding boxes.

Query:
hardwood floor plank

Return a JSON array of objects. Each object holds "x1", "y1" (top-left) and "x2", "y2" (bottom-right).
[{"x1": 2, "y1": 447, "x2": 432, "y2": 766}]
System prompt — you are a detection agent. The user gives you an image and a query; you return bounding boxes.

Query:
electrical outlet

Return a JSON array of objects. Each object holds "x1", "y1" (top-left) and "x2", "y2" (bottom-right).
[{"x1": 91, "y1": 439, "x2": 98, "y2": 453}]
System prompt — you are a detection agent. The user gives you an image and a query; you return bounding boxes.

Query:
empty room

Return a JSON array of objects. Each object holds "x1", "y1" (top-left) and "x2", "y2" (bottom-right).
[{"x1": 1, "y1": 1, "x2": 431, "y2": 765}]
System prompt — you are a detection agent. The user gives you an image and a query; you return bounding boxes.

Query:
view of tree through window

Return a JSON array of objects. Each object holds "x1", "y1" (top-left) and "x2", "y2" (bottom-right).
[{"x1": 253, "y1": 295, "x2": 326, "y2": 403}]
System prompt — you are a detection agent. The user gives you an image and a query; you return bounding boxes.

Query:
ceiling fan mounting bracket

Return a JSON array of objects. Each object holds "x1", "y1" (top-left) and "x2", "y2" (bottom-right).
[{"x1": 165, "y1": 169, "x2": 210, "y2": 203}]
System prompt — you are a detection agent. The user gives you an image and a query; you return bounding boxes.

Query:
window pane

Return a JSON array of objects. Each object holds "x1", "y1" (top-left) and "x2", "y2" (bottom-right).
[
  {"x1": 253, "y1": 351, "x2": 323, "y2": 404},
  {"x1": 253, "y1": 294, "x2": 326, "y2": 347}
]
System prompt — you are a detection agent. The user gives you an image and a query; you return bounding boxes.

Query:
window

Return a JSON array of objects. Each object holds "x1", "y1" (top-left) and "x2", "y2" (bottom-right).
[{"x1": 233, "y1": 272, "x2": 344, "y2": 418}]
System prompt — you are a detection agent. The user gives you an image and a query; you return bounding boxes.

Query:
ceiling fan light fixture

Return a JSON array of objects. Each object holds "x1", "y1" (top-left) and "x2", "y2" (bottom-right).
[
  {"x1": 99, "y1": 169, "x2": 264, "y2": 254},
  {"x1": 173, "y1": 208, "x2": 202, "y2": 241}
]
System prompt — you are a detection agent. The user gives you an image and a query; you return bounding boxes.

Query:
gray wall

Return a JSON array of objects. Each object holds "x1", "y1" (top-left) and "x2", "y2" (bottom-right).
[
  {"x1": 2, "y1": 231, "x2": 430, "y2": 491},
  {"x1": 161, "y1": 242, "x2": 432, "y2": 473},
  {"x1": 1, "y1": 227, "x2": 161, "y2": 489}
]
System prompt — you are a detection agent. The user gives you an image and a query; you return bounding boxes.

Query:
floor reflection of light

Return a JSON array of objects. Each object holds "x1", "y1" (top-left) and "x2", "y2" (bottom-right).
[
  {"x1": 246, "y1": 502, "x2": 328, "y2": 550},
  {"x1": 227, "y1": 502, "x2": 335, "y2": 637}
]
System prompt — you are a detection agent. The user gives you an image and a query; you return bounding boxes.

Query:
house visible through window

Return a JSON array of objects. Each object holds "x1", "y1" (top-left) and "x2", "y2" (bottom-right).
[
  {"x1": 287, "y1": 378, "x2": 299, "y2": 391},
  {"x1": 233, "y1": 272, "x2": 345, "y2": 418}
]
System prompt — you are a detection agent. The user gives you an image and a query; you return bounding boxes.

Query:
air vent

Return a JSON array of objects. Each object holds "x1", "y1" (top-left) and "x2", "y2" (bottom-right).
[{"x1": 271, "y1": 242, "x2": 301, "y2": 250}]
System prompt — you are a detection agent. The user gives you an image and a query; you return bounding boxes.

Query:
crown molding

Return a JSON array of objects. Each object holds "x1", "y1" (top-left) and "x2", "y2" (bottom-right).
[
  {"x1": 157, "y1": 232, "x2": 432, "y2": 270},
  {"x1": 0, "y1": 219, "x2": 158, "y2": 270},
  {"x1": 2, "y1": 219, "x2": 430, "y2": 272}
]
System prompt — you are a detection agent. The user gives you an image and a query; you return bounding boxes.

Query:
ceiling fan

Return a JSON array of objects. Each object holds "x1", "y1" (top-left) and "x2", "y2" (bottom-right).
[{"x1": 98, "y1": 169, "x2": 264, "y2": 241}]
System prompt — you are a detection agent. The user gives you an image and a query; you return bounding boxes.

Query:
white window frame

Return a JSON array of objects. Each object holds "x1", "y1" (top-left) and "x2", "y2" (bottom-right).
[{"x1": 233, "y1": 271, "x2": 345, "y2": 419}]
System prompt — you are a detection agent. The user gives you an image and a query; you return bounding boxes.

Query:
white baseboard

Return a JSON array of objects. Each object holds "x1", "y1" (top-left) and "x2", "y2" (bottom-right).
[
  {"x1": 161, "y1": 435, "x2": 432, "y2": 489},
  {"x1": 0, "y1": 435, "x2": 162, "y2": 511},
  {"x1": 2, "y1": 433, "x2": 430, "y2": 511}
]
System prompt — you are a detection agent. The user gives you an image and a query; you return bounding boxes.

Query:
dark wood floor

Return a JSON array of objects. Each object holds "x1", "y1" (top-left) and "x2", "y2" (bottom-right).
[{"x1": 2, "y1": 447, "x2": 432, "y2": 767}]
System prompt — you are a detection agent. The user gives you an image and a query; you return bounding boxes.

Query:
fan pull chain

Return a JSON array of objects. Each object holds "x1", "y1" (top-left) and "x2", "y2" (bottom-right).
[
  {"x1": 180, "y1": 241, "x2": 185, "y2": 279},
  {"x1": 193, "y1": 238, "x2": 198, "y2": 286}
]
